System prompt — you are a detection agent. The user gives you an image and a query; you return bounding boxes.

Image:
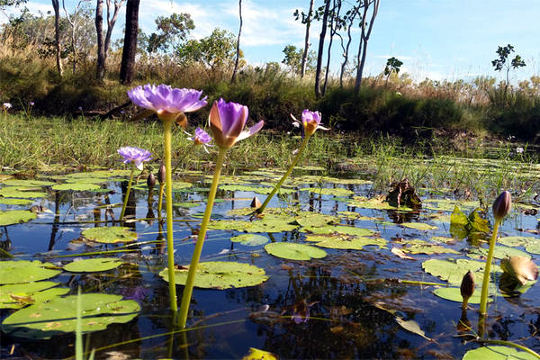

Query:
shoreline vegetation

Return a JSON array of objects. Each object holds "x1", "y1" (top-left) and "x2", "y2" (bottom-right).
[{"x1": 1, "y1": 114, "x2": 538, "y2": 201}]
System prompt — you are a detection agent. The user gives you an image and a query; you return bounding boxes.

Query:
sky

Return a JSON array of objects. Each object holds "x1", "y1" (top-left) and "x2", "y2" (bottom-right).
[{"x1": 3, "y1": 0, "x2": 539, "y2": 83}]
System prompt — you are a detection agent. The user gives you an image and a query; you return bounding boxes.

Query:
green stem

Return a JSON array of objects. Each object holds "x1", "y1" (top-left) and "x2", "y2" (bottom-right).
[
  {"x1": 476, "y1": 339, "x2": 540, "y2": 359},
  {"x1": 257, "y1": 134, "x2": 311, "y2": 214},
  {"x1": 479, "y1": 220, "x2": 501, "y2": 316},
  {"x1": 164, "y1": 118, "x2": 177, "y2": 313},
  {"x1": 119, "y1": 165, "x2": 135, "y2": 220},
  {"x1": 178, "y1": 147, "x2": 227, "y2": 328},
  {"x1": 158, "y1": 183, "x2": 165, "y2": 219}
]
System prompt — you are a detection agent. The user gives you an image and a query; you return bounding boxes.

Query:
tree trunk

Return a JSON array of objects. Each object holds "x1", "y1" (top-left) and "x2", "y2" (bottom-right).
[
  {"x1": 300, "y1": 0, "x2": 314, "y2": 78},
  {"x1": 354, "y1": 0, "x2": 379, "y2": 95},
  {"x1": 231, "y1": 0, "x2": 242, "y2": 83},
  {"x1": 104, "y1": 0, "x2": 124, "y2": 61},
  {"x1": 52, "y1": 0, "x2": 63, "y2": 77},
  {"x1": 95, "y1": 0, "x2": 105, "y2": 80},
  {"x1": 339, "y1": 5, "x2": 360, "y2": 87},
  {"x1": 119, "y1": 0, "x2": 140, "y2": 84},
  {"x1": 314, "y1": 0, "x2": 331, "y2": 98},
  {"x1": 323, "y1": 0, "x2": 341, "y2": 95},
  {"x1": 62, "y1": 0, "x2": 77, "y2": 74}
]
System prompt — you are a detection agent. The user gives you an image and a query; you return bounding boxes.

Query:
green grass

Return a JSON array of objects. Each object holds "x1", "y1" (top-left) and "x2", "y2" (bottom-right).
[{"x1": 1, "y1": 114, "x2": 537, "y2": 200}]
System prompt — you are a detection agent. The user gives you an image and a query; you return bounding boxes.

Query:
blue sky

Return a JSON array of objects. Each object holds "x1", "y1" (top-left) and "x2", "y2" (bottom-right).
[{"x1": 4, "y1": 0, "x2": 539, "y2": 82}]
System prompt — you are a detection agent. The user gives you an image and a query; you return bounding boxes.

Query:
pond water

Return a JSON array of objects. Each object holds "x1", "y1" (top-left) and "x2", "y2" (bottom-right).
[{"x1": 0, "y1": 166, "x2": 539, "y2": 359}]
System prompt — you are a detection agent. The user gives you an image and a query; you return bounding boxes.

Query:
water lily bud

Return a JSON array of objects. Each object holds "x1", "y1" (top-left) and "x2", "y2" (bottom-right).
[
  {"x1": 492, "y1": 191, "x2": 512, "y2": 221},
  {"x1": 147, "y1": 172, "x2": 156, "y2": 189},
  {"x1": 250, "y1": 196, "x2": 262, "y2": 209},
  {"x1": 157, "y1": 162, "x2": 166, "y2": 184},
  {"x1": 501, "y1": 256, "x2": 538, "y2": 285},
  {"x1": 460, "y1": 270, "x2": 475, "y2": 309}
]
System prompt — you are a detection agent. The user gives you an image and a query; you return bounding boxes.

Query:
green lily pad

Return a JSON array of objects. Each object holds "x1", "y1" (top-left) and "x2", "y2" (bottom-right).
[
  {"x1": 433, "y1": 287, "x2": 485, "y2": 304},
  {"x1": 264, "y1": 242, "x2": 327, "y2": 261},
  {"x1": 65, "y1": 177, "x2": 108, "y2": 184},
  {"x1": 498, "y1": 236, "x2": 540, "y2": 255},
  {"x1": 159, "y1": 261, "x2": 268, "y2": 289},
  {"x1": 0, "y1": 198, "x2": 33, "y2": 205},
  {"x1": 0, "y1": 282, "x2": 69, "y2": 309},
  {"x1": 0, "y1": 261, "x2": 61, "y2": 285},
  {"x1": 52, "y1": 183, "x2": 102, "y2": 191},
  {"x1": 219, "y1": 184, "x2": 295, "y2": 195},
  {"x1": 402, "y1": 240, "x2": 460, "y2": 255},
  {"x1": 174, "y1": 202, "x2": 200, "y2": 208},
  {"x1": 307, "y1": 234, "x2": 387, "y2": 250},
  {"x1": 300, "y1": 187, "x2": 354, "y2": 197},
  {"x1": 303, "y1": 224, "x2": 375, "y2": 237},
  {"x1": 295, "y1": 212, "x2": 338, "y2": 228},
  {"x1": 230, "y1": 234, "x2": 269, "y2": 246},
  {"x1": 0, "y1": 210, "x2": 36, "y2": 226},
  {"x1": 82, "y1": 227, "x2": 137, "y2": 244},
  {"x1": 2, "y1": 179, "x2": 55, "y2": 187},
  {"x1": 63, "y1": 258, "x2": 124, "y2": 272},
  {"x1": 422, "y1": 258, "x2": 501, "y2": 286},
  {"x1": 348, "y1": 197, "x2": 413, "y2": 211},
  {"x1": 1, "y1": 293, "x2": 140, "y2": 339},
  {"x1": 171, "y1": 181, "x2": 192, "y2": 191},
  {"x1": 400, "y1": 222, "x2": 438, "y2": 231},
  {"x1": 468, "y1": 246, "x2": 531, "y2": 260},
  {"x1": 462, "y1": 345, "x2": 537, "y2": 360},
  {"x1": 0, "y1": 187, "x2": 46, "y2": 198}
]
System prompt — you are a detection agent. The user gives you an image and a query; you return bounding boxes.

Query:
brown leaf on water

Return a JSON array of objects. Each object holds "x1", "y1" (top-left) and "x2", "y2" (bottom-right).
[{"x1": 391, "y1": 247, "x2": 414, "y2": 260}]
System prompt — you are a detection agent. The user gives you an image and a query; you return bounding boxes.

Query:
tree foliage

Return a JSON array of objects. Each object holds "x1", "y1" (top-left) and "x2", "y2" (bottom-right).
[{"x1": 145, "y1": 13, "x2": 194, "y2": 54}]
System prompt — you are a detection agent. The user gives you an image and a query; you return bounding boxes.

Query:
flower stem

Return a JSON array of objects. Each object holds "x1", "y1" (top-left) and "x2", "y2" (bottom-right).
[
  {"x1": 479, "y1": 220, "x2": 500, "y2": 316},
  {"x1": 164, "y1": 118, "x2": 177, "y2": 313},
  {"x1": 158, "y1": 183, "x2": 165, "y2": 219},
  {"x1": 257, "y1": 134, "x2": 311, "y2": 214},
  {"x1": 178, "y1": 147, "x2": 227, "y2": 328},
  {"x1": 119, "y1": 165, "x2": 135, "y2": 220}
]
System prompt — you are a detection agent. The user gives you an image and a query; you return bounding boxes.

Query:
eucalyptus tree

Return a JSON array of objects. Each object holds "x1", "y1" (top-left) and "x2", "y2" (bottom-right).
[
  {"x1": 354, "y1": 0, "x2": 380, "y2": 94},
  {"x1": 322, "y1": 0, "x2": 346, "y2": 95},
  {"x1": 314, "y1": 0, "x2": 331, "y2": 98},
  {"x1": 384, "y1": 56, "x2": 403, "y2": 86},
  {"x1": 338, "y1": 3, "x2": 361, "y2": 87},
  {"x1": 491, "y1": 43, "x2": 526, "y2": 98},
  {"x1": 231, "y1": 0, "x2": 242, "y2": 83},
  {"x1": 95, "y1": 0, "x2": 125, "y2": 80},
  {"x1": 51, "y1": 0, "x2": 63, "y2": 76},
  {"x1": 62, "y1": 0, "x2": 91, "y2": 74},
  {"x1": 145, "y1": 13, "x2": 194, "y2": 54},
  {"x1": 293, "y1": 0, "x2": 314, "y2": 78},
  {"x1": 119, "y1": 0, "x2": 139, "y2": 84}
]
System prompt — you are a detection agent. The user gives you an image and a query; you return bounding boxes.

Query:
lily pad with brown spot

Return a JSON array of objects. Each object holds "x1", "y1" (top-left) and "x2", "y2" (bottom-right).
[{"x1": 0, "y1": 260, "x2": 61, "y2": 285}]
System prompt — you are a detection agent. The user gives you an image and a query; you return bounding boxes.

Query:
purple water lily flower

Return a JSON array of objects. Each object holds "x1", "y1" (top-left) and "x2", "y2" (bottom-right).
[
  {"x1": 2, "y1": 103, "x2": 12, "y2": 110},
  {"x1": 209, "y1": 98, "x2": 264, "y2": 149},
  {"x1": 291, "y1": 109, "x2": 328, "y2": 137},
  {"x1": 29, "y1": 101, "x2": 35, "y2": 106},
  {"x1": 118, "y1": 146, "x2": 152, "y2": 170},
  {"x1": 127, "y1": 84, "x2": 207, "y2": 125},
  {"x1": 189, "y1": 127, "x2": 212, "y2": 145}
]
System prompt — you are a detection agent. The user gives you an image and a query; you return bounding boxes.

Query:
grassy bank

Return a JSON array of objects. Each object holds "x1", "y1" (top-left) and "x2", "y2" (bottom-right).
[{"x1": 1, "y1": 114, "x2": 537, "y2": 200}]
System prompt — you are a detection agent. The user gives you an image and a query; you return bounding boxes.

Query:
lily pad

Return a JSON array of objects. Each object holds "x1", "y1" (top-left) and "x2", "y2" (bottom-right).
[
  {"x1": 295, "y1": 213, "x2": 338, "y2": 228},
  {"x1": 300, "y1": 187, "x2": 354, "y2": 197},
  {"x1": 401, "y1": 240, "x2": 459, "y2": 255},
  {"x1": 63, "y1": 258, "x2": 124, "y2": 272},
  {"x1": 159, "y1": 261, "x2": 268, "y2": 289},
  {"x1": 51, "y1": 183, "x2": 102, "y2": 191},
  {"x1": 0, "y1": 198, "x2": 33, "y2": 205},
  {"x1": 0, "y1": 187, "x2": 46, "y2": 198},
  {"x1": 422, "y1": 258, "x2": 501, "y2": 286},
  {"x1": 219, "y1": 184, "x2": 295, "y2": 195},
  {"x1": 0, "y1": 210, "x2": 36, "y2": 226},
  {"x1": 82, "y1": 227, "x2": 137, "y2": 244},
  {"x1": 348, "y1": 196, "x2": 413, "y2": 211},
  {"x1": 231, "y1": 234, "x2": 269, "y2": 246},
  {"x1": 400, "y1": 222, "x2": 438, "y2": 231},
  {"x1": 303, "y1": 224, "x2": 375, "y2": 237},
  {"x1": 174, "y1": 202, "x2": 200, "y2": 208},
  {"x1": 462, "y1": 345, "x2": 537, "y2": 360},
  {"x1": 309, "y1": 234, "x2": 387, "y2": 250},
  {"x1": 242, "y1": 347, "x2": 278, "y2": 360},
  {"x1": 0, "y1": 260, "x2": 61, "y2": 285},
  {"x1": 0, "y1": 282, "x2": 69, "y2": 309},
  {"x1": 2, "y1": 179, "x2": 55, "y2": 187},
  {"x1": 468, "y1": 246, "x2": 531, "y2": 260},
  {"x1": 1, "y1": 293, "x2": 140, "y2": 339},
  {"x1": 433, "y1": 287, "x2": 485, "y2": 304},
  {"x1": 264, "y1": 242, "x2": 327, "y2": 261}
]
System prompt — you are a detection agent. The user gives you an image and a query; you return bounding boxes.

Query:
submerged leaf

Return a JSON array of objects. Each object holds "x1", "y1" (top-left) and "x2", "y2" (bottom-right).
[{"x1": 395, "y1": 317, "x2": 432, "y2": 341}]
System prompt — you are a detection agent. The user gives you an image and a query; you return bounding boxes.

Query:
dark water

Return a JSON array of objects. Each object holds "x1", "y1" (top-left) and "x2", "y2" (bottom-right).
[{"x1": 1, "y1": 171, "x2": 539, "y2": 359}]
